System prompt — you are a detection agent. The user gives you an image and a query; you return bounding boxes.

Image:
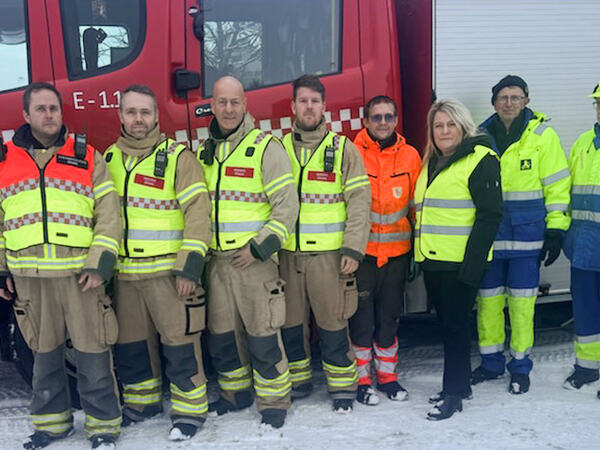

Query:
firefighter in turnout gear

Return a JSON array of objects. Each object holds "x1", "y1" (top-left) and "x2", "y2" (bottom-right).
[
  {"x1": 105, "y1": 85, "x2": 212, "y2": 441},
  {"x1": 473, "y1": 75, "x2": 571, "y2": 394},
  {"x1": 0, "y1": 83, "x2": 122, "y2": 450},
  {"x1": 197, "y1": 76, "x2": 298, "y2": 429},
  {"x1": 562, "y1": 82, "x2": 600, "y2": 395},
  {"x1": 349, "y1": 95, "x2": 422, "y2": 406},
  {"x1": 280, "y1": 75, "x2": 371, "y2": 413}
]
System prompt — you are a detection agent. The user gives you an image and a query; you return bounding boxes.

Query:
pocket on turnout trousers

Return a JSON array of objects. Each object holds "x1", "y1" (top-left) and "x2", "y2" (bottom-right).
[
  {"x1": 183, "y1": 286, "x2": 206, "y2": 335},
  {"x1": 265, "y1": 279, "x2": 286, "y2": 329},
  {"x1": 13, "y1": 300, "x2": 39, "y2": 352},
  {"x1": 98, "y1": 295, "x2": 118, "y2": 346},
  {"x1": 338, "y1": 275, "x2": 358, "y2": 320}
]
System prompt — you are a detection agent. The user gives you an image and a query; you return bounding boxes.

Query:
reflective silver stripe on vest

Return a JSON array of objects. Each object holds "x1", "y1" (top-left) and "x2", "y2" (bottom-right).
[
  {"x1": 478, "y1": 287, "x2": 505, "y2": 298},
  {"x1": 572, "y1": 210, "x2": 600, "y2": 223},
  {"x1": 210, "y1": 190, "x2": 268, "y2": 203},
  {"x1": 419, "y1": 225, "x2": 472, "y2": 235},
  {"x1": 572, "y1": 185, "x2": 600, "y2": 195},
  {"x1": 4, "y1": 212, "x2": 92, "y2": 231},
  {"x1": 127, "y1": 230, "x2": 184, "y2": 240},
  {"x1": 45, "y1": 178, "x2": 93, "y2": 198},
  {"x1": 503, "y1": 190, "x2": 544, "y2": 201},
  {"x1": 493, "y1": 240, "x2": 544, "y2": 251},
  {"x1": 368, "y1": 231, "x2": 411, "y2": 243},
  {"x1": 533, "y1": 123, "x2": 548, "y2": 135},
  {"x1": 127, "y1": 196, "x2": 179, "y2": 210},
  {"x1": 212, "y1": 221, "x2": 267, "y2": 232},
  {"x1": 507, "y1": 287, "x2": 538, "y2": 298},
  {"x1": 301, "y1": 193, "x2": 343, "y2": 204},
  {"x1": 0, "y1": 178, "x2": 39, "y2": 201},
  {"x1": 546, "y1": 203, "x2": 568, "y2": 212},
  {"x1": 575, "y1": 333, "x2": 600, "y2": 344},
  {"x1": 422, "y1": 198, "x2": 475, "y2": 208},
  {"x1": 370, "y1": 207, "x2": 408, "y2": 225},
  {"x1": 541, "y1": 168, "x2": 570, "y2": 186},
  {"x1": 298, "y1": 223, "x2": 345, "y2": 234}
]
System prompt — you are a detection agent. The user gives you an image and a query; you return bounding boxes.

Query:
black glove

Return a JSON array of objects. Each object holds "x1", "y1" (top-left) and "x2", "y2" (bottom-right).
[
  {"x1": 540, "y1": 229, "x2": 563, "y2": 267},
  {"x1": 408, "y1": 257, "x2": 421, "y2": 282}
]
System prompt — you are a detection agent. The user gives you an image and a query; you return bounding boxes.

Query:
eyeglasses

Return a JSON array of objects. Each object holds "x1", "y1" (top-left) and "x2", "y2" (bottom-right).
[
  {"x1": 369, "y1": 113, "x2": 396, "y2": 123},
  {"x1": 496, "y1": 95, "x2": 525, "y2": 104}
]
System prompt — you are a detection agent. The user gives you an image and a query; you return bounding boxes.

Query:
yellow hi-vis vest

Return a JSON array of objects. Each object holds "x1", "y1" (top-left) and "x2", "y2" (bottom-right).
[
  {"x1": 282, "y1": 131, "x2": 346, "y2": 251},
  {"x1": 197, "y1": 129, "x2": 272, "y2": 251},
  {"x1": 0, "y1": 138, "x2": 95, "y2": 251},
  {"x1": 414, "y1": 145, "x2": 497, "y2": 263},
  {"x1": 104, "y1": 139, "x2": 186, "y2": 257}
]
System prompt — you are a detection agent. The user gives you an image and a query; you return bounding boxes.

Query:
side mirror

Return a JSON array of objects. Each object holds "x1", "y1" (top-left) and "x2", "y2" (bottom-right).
[{"x1": 192, "y1": 9, "x2": 205, "y2": 42}]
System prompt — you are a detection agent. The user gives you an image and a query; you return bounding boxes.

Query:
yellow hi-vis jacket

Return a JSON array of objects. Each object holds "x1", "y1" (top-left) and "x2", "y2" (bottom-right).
[
  {"x1": 414, "y1": 145, "x2": 497, "y2": 263},
  {"x1": 198, "y1": 129, "x2": 273, "y2": 251},
  {"x1": 282, "y1": 131, "x2": 347, "y2": 251},
  {"x1": 105, "y1": 139, "x2": 186, "y2": 257}
]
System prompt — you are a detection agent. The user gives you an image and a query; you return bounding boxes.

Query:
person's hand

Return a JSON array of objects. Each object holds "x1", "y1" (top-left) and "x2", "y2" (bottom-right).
[
  {"x1": 540, "y1": 229, "x2": 563, "y2": 267},
  {"x1": 340, "y1": 255, "x2": 359, "y2": 275},
  {"x1": 78, "y1": 272, "x2": 103, "y2": 292},
  {"x1": 408, "y1": 257, "x2": 421, "y2": 282},
  {"x1": 176, "y1": 276, "x2": 196, "y2": 297},
  {"x1": 0, "y1": 277, "x2": 15, "y2": 301},
  {"x1": 231, "y1": 244, "x2": 256, "y2": 270}
]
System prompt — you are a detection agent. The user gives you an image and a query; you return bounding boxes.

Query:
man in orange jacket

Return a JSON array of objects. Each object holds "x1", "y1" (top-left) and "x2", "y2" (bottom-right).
[{"x1": 349, "y1": 95, "x2": 421, "y2": 405}]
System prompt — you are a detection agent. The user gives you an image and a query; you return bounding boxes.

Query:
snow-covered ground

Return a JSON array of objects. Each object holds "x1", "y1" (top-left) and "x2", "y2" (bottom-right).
[{"x1": 0, "y1": 328, "x2": 596, "y2": 450}]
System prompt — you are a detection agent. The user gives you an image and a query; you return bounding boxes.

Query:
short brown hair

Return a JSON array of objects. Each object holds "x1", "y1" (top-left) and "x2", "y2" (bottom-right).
[
  {"x1": 23, "y1": 82, "x2": 62, "y2": 113},
  {"x1": 121, "y1": 84, "x2": 158, "y2": 110},
  {"x1": 292, "y1": 74, "x2": 325, "y2": 101},
  {"x1": 365, "y1": 95, "x2": 397, "y2": 118}
]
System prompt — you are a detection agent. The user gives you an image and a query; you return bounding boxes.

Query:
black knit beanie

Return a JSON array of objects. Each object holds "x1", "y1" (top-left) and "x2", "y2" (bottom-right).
[{"x1": 491, "y1": 75, "x2": 529, "y2": 104}]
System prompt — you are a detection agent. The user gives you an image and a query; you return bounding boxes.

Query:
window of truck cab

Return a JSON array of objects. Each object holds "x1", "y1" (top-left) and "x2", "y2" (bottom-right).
[
  {"x1": 0, "y1": 0, "x2": 30, "y2": 92},
  {"x1": 60, "y1": 0, "x2": 146, "y2": 80},
  {"x1": 198, "y1": 0, "x2": 342, "y2": 97}
]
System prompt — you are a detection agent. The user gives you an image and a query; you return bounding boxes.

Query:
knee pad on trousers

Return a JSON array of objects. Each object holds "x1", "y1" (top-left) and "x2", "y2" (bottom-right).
[
  {"x1": 31, "y1": 345, "x2": 70, "y2": 415},
  {"x1": 281, "y1": 325, "x2": 306, "y2": 362},
  {"x1": 163, "y1": 342, "x2": 198, "y2": 392},
  {"x1": 247, "y1": 334, "x2": 282, "y2": 379},
  {"x1": 208, "y1": 331, "x2": 242, "y2": 373},
  {"x1": 74, "y1": 349, "x2": 121, "y2": 419},
  {"x1": 318, "y1": 327, "x2": 352, "y2": 367},
  {"x1": 114, "y1": 341, "x2": 153, "y2": 384}
]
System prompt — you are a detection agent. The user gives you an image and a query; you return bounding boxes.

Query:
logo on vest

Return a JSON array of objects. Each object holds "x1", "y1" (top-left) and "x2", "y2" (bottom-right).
[
  {"x1": 134, "y1": 174, "x2": 165, "y2": 189},
  {"x1": 307, "y1": 171, "x2": 336, "y2": 182},
  {"x1": 225, "y1": 166, "x2": 254, "y2": 178},
  {"x1": 520, "y1": 159, "x2": 532, "y2": 170},
  {"x1": 393, "y1": 186, "x2": 403, "y2": 198}
]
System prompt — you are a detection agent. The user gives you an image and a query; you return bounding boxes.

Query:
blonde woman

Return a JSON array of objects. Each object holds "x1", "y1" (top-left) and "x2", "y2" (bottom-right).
[{"x1": 413, "y1": 99, "x2": 503, "y2": 420}]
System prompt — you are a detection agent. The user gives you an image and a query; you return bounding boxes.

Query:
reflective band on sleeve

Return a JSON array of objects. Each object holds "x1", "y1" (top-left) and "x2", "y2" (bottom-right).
[
  {"x1": 503, "y1": 190, "x2": 544, "y2": 201},
  {"x1": 493, "y1": 240, "x2": 544, "y2": 251},
  {"x1": 265, "y1": 219, "x2": 288, "y2": 240},
  {"x1": 127, "y1": 196, "x2": 179, "y2": 210},
  {"x1": 92, "y1": 235, "x2": 120, "y2": 253},
  {"x1": 368, "y1": 231, "x2": 411, "y2": 243},
  {"x1": 264, "y1": 173, "x2": 295, "y2": 196},
  {"x1": 422, "y1": 198, "x2": 475, "y2": 208},
  {"x1": 507, "y1": 287, "x2": 538, "y2": 298},
  {"x1": 93, "y1": 180, "x2": 116, "y2": 200},
  {"x1": 572, "y1": 185, "x2": 600, "y2": 195},
  {"x1": 546, "y1": 203, "x2": 568, "y2": 212},
  {"x1": 344, "y1": 175, "x2": 370, "y2": 192},
  {"x1": 370, "y1": 207, "x2": 408, "y2": 225},
  {"x1": 298, "y1": 222, "x2": 345, "y2": 233},
  {"x1": 212, "y1": 221, "x2": 267, "y2": 232},
  {"x1": 541, "y1": 168, "x2": 570, "y2": 186},
  {"x1": 572, "y1": 210, "x2": 600, "y2": 223},
  {"x1": 127, "y1": 229, "x2": 184, "y2": 240},
  {"x1": 419, "y1": 225, "x2": 472, "y2": 235},
  {"x1": 301, "y1": 193, "x2": 343, "y2": 204},
  {"x1": 533, "y1": 123, "x2": 548, "y2": 135},
  {"x1": 176, "y1": 182, "x2": 208, "y2": 205},
  {"x1": 180, "y1": 239, "x2": 209, "y2": 255}
]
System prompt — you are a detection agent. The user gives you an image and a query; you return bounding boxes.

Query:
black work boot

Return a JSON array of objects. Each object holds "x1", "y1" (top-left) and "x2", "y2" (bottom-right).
[
  {"x1": 508, "y1": 373, "x2": 530, "y2": 394},
  {"x1": 377, "y1": 381, "x2": 408, "y2": 401},
  {"x1": 23, "y1": 429, "x2": 74, "y2": 449},
  {"x1": 356, "y1": 385, "x2": 379, "y2": 405},
  {"x1": 471, "y1": 366, "x2": 503, "y2": 385},
  {"x1": 260, "y1": 408, "x2": 287, "y2": 429},
  {"x1": 90, "y1": 434, "x2": 116, "y2": 449},
  {"x1": 291, "y1": 382, "x2": 313, "y2": 400},
  {"x1": 427, "y1": 395, "x2": 463, "y2": 421},
  {"x1": 332, "y1": 398, "x2": 353, "y2": 414},
  {"x1": 208, "y1": 391, "x2": 253, "y2": 416},
  {"x1": 428, "y1": 390, "x2": 472, "y2": 404},
  {"x1": 563, "y1": 366, "x2": 599, "y2": 390}
]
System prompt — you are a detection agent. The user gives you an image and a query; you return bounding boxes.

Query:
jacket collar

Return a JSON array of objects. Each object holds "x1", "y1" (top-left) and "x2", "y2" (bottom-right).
[
  {"x1": 12, "y1": 124, "x2": 67, "y2": 150},
  {"x1": 291, "y1": 118, "x2": 329, "y2": 150}
]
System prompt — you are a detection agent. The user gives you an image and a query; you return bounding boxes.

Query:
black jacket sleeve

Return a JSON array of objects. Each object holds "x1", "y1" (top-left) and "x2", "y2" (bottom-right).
[{"x1": 458, "y1": 154, "x2": 503, "y2": 287}]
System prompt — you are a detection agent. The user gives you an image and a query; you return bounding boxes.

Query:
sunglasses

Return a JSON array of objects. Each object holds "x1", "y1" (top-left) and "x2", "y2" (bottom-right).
[{"x1": 369, "y1": 113, "x2": 396, "y2": 123}]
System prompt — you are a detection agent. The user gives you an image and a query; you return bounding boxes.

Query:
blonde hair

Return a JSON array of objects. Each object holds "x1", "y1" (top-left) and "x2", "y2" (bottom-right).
[{"x1": 423, "y1": 98, "x2": 481, "y2": 163}]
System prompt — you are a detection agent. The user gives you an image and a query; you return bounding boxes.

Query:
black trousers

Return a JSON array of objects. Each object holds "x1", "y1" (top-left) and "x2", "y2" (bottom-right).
[
  {"x1": 424, "y1": 269, "x2": 477, "y2": 397},
  {"x1": 349, "y1": 255, "x2": 409, "y2": 348}
]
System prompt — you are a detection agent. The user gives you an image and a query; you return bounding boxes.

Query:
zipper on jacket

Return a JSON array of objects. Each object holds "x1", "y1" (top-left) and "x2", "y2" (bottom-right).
[
  {"x1": 215, "y1": 160, "x2": 223, "y2": 249},
  {"x1": 122, "y1": 170, "x2": 132, "y2": 257},
  {"x1": 38, "y1": 167, "x2": 49, "y2": 243},
  {"x1": 295, "y1": 165, "x2": 305, "y2": 250}
]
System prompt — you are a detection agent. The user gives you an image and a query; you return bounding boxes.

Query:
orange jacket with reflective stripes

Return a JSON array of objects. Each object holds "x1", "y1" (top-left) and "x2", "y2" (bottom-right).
[{"x1": 354, "y1": 128, "x2": 421, "y2": 267}]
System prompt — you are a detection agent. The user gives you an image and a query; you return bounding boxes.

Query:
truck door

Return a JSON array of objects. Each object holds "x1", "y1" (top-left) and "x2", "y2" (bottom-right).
[
  {"x1": 183, "y1": 0, "x2": 363, "y2": 148},
  {"x1": 0, "y1": 0, "x2": 53, "y2": 142}
]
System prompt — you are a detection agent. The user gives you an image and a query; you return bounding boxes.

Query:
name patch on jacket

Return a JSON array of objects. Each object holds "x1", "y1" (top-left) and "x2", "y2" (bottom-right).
[
  {"x1": 56, "y1": 154, "x2": 88, "y2": 169},
  {"x1": 225, "y1": 166, "x2": 254, "y2": 178},
  {"x1": 134, "y1": 174, "x2": 165, "y2": 189},
  {"x1": 520, "y1": 159, "x2": 532, "y2": 170},
  {"x1": 307, "y1": 171, "x2": 336, "y2": 182}
]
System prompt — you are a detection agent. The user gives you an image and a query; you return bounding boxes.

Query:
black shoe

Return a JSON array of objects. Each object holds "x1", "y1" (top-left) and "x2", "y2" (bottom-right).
[
  {"x1": 332, "y1": 398, "x2": 353, "y2": 414},
  {"x1": 356, "y1": 385, "x2": 379, "y2": 405},
  {"x1": 168, "y1": 422, "x2": 200, "y2": 441},
  {"x1": 260, "y1": 408, "x2": 287, "y2": 429},
  {"x1": 291, "y1": 382, "x2": 313, "y2": 399},
  {"x1": 597, "y1": 390, "x2": 600, "y2": 399},
  {"x1": 563, "y1": 367, "x2": 599, "y2": 390},
  {"x1": 377, "y1": 381, "x2": 408, "y2": 401},
  {"x1": 121, "y1": 406, "x2": 162, "y2": 427},
  {"x1": 23, "y1": 429, "x2": 73, "y2": 449},
  {"x1": 208, "y1": 391, "x2": 253, "y2": 416},
  {"x1": 91, "y1": 434, "x2": 116, "y2": 449},
  {"x1": 471, "y1": 366, "x2": 503, "y2": 385},
  {"x1": 428, "y1": 390, "x2": 472, "y2": 404},
  {"x1": 509, "y1": 373, "x2": 530, "y2": 394},
  {"x1": 427, "y1": 395, "x2": 463, "y2": 421}
]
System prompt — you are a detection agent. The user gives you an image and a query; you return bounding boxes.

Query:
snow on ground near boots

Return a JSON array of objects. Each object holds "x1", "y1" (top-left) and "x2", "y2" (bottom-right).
[{"x1": 0, "y1": 329, "x2": 595, "y2": 449}]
